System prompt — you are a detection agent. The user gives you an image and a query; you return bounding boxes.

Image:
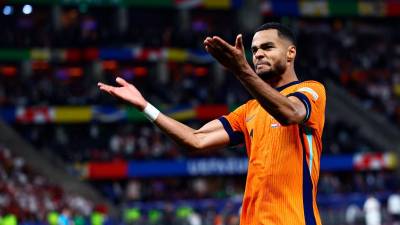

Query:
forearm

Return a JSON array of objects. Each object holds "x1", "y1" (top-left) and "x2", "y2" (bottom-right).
[
  {"x1": 152, "y1": 113, "x2": 228, "y2": 151},
  {"x1": 202, "y1": 34, "x2": 304, "y2": 125},
  {"x1": 150, "y1": 113, "x2": 201, "y2": 150},
  {"x1": 236, "y1": 69, "x2": 300, "y2": 125}
]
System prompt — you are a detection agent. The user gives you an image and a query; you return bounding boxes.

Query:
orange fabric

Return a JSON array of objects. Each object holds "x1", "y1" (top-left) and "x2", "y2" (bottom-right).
[{"x1": 223, "y1": 81, "x2": 326, "y2": 225}]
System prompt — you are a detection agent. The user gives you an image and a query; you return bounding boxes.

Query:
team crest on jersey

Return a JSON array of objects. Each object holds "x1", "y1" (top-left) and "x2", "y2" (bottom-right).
[{"x1": 271, "y1": 123, "x2": 281, "y2": 128}]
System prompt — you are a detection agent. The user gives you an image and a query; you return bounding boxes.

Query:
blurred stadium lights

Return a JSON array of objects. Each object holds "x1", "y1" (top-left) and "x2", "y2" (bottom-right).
[
  {"x1": 3, "y1": 5, "x2": 13, "y2": 16},
  {"x1": 22, "y1": 4, "x2": 32, "y2": 15}
]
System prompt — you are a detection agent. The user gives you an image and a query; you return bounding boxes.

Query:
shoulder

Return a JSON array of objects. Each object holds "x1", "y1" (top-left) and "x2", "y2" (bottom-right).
[
  {"x1": 298, "y1": 80, "x2": 325, "y2": 91},
  {"x1": 295, "y1": 80, "x2": 326, "y2": 100},
  {"x1": 236, "y1": 99, "x2": 258, "y2": 108},
  {"x1": 246, "y1": 99, "x2": 261, "y2": 111},
  {"x1": 299, "y1": 80, "x2": 325, "y2": 89},
  {"x1": 247, "y1": 99, "x2": 258, "y2": 106}
]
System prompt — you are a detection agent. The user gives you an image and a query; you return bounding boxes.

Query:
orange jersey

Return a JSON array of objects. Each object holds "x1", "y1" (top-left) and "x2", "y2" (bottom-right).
[{"x1": 218, "y1": 80, "x2": 326, "y2": 225}]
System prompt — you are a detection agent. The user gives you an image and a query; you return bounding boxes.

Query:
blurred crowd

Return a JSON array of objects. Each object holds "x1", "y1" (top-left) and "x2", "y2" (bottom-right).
[
  {"x1": 0, "y1": 145, "x2": 244, "y2": 225},
  {"x1": 14, "y1": 122, "x2": 247, "y2": 163},
  {"x1": 1, "y1": 11, "x2": 399, "y2": 127},
  {"x1": 0, "y1": 6, "x2": 236, "y2": 48},
  {"x1": 12, "y1": 117, "x2": 378, "y2": 166},
  {"x1": 0, "y1": 146, "x2": 95, "y2": 222},
  {"x1": 296, "y1": 19, "x2": 400, "y2": 127},
  {"x1": 2, "y1": 143, "x2": 398, "y2": 225}
]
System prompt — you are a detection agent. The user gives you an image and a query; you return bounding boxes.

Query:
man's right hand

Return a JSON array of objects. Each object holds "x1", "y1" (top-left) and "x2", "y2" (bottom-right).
[
  {"x1": 98, "y1": 77, "x2": 147, "y2": 111},
  {"x1": 98, "y1": 77, "x2": 230, "y2": 152}
]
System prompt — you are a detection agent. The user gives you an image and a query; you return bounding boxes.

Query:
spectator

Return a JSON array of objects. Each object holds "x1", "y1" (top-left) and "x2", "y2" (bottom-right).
[
  {"x1": 387, "y1": 189, "x2": 400, "y2": 225},
  {"x1": 363, "y1": 195, "x2": 382, "y2": 225},
  {"x1": 345, "y1": 204, "x2": 362, "y2": 225}
]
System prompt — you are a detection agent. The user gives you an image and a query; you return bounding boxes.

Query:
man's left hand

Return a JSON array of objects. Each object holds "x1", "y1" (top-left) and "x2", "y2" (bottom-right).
[{"x1": 203, "y1": 34, "x2": 252, "y2": 74}]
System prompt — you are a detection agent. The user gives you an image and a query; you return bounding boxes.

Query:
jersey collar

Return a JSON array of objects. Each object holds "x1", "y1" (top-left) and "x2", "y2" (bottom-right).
[{"x1": 275, "y1": 80, "x2": 301, "y2": 92}]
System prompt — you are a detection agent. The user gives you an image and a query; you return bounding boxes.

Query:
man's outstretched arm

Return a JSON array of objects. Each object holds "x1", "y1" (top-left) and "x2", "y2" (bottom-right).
[
  {"x1": 204, "y1": 35, "x2": 307, "y2": 126},
  {"x1": 98, "y1": 77, "x2": 230, "y2": 151}
]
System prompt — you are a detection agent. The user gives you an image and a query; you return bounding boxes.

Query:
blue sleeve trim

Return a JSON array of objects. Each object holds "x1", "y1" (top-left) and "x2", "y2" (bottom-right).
[
  {"x1": 288, "y1": 92, "x2": 312, "y2": 123},
  {"x1": 218, "y1": 117, "x2": 244, "y2": 146}
]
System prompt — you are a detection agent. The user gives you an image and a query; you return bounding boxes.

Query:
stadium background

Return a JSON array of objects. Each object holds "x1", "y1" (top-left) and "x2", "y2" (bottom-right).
[{"x1": 0, "y1": 0, "x2": 400, "y2": 225}]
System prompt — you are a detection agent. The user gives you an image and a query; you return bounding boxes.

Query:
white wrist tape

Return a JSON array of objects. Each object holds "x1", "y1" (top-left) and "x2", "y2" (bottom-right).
[{"x1": 143, "y1": 102, "x2": 160, "y2": 122}]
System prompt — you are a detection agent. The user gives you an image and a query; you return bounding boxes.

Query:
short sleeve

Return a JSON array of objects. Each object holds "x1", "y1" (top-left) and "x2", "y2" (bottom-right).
[
  {"x1": 287, "y1": 81, "x2": 326, "y2": 131},
  {"x1": 218, "y1": 104, "x2": 246, "y2": 146}
]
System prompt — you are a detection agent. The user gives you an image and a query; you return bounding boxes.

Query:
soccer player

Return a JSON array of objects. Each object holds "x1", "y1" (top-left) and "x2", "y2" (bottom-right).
[{"x1": 98, "y1": 22, "x2": 325, "y2": 225}]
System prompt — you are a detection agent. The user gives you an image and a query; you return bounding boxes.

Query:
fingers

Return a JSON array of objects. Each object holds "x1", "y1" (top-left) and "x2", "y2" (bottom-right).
[
  {"x1": 204, "y1": 36, "x2": 235, "y2": 59},
  {"x1": 204, "y1": 37, "x2": 218, "y2": 53},
  {"x1": 204, "y1": 43, "x2": 227, "y2": 63},
  {"x1": 115, "y1": 77, "x2": 129, "y2": 86},
  {"x1": 98, "y1": 77, "x2": 130, "y2": 97},
  {"x1": 203, "y1": 35, "x2": 247, "y2": 70},
  {"x1": 204, "y1": 36, "x2": 233, "y2": 52},
  {"x1": 97, "y1": 82, "x2": 115, "y2": 94},
  {"x1": 204, "y1": 37, "x2": 212, "y2": 45},
  {"x1": 212, "y1": 36, "x2": 233, "y2": 52},
  {"x1": 235, "y1": 34, "x2": 245, "y2": 53}
]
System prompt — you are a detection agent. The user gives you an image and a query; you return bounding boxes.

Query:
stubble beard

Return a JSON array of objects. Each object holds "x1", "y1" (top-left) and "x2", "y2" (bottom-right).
[{"x1": 256, "y1": 60, "x2": 287, "y2": 84}]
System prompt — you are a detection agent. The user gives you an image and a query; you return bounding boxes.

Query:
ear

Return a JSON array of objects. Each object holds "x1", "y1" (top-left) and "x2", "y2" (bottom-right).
[{"x1": 287, "y1": 45, "x2": 296, "y2": 62}]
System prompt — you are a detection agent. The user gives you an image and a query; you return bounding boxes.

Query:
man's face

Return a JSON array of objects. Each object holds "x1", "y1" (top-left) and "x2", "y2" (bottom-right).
[{"x1": 251, "y1": 29, "x2": 292, "y2": 80}]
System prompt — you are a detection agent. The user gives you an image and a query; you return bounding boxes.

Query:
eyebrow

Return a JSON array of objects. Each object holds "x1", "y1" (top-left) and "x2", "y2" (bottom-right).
[{"x1": 251, "y1": 41, "x2": 275, "y2": 51}]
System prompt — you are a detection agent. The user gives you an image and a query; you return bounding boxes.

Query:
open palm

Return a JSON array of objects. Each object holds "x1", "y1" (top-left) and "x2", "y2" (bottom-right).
[
  {"x1": 98, "y1": 77, "x2": 147, "y2": 110},
  {"x1": 203, "y1": 34, "x2": 251, "y2": 74}
]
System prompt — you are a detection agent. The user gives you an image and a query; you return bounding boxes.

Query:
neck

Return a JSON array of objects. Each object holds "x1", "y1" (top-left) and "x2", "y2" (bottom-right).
[{"x1": 264, "y1": 68, "x2": 298, "y2": 88}]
